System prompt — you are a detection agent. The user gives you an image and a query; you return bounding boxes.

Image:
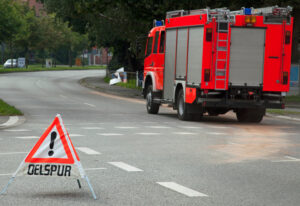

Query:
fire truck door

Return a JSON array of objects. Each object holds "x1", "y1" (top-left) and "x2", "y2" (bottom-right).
[
  {"x1": 229, "y1": 28, "x2": 266, "y2": 87},
  {"x1": 163, "y1": 29, "x2": 177, "y2": 100}
]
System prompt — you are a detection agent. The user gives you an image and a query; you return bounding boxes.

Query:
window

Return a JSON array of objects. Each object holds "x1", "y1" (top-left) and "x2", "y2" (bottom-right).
[
  {"x1": 153, "y1": 31, "x2": 159, "y2": 54},
  {"x1": 146, "y1": 37, "x2": 153, "y2": 57},
  {"x1": 159, "y1": 31, "x2": 165, "y2": 53}
]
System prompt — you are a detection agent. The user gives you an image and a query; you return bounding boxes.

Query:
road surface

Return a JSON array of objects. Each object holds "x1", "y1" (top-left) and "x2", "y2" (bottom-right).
[{"x1": 0, "y1": 70, "x2": 300, "y2": 206}]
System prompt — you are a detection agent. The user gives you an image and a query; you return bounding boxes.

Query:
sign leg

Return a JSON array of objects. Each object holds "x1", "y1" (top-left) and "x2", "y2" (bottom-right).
[
  {"x1": 84, "y1": 176, "x2": 97, "y2": 200},
  {"x1": 77, "y1": 179, "x2": 82, "y2": 189},
  {"x1": 0, "y1": 177, "x2": 15, "y2": 195}
]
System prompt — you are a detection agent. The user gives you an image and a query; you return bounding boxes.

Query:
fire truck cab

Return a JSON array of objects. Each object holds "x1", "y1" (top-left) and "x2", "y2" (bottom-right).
[{"x1": 143, "y1": 6, "x2": 293, "y2": 122}]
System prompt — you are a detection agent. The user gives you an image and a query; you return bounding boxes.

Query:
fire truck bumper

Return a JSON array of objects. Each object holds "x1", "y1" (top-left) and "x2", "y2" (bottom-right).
[{"x1": 197, "y1": 98, "x2": 284, "y2": 109}]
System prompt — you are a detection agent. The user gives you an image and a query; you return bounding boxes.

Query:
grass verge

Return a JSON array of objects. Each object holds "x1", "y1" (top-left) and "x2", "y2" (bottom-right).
[
  {"x1": 0, "y1": 99, "x2": 23, "y2": 116},
  {"x1": 267, "y1": 109, "x2": 300, "y2": 115},
  {"x1": 104, "y1": 77, "x2": 142, "y2": 90},
  {"x1": 285, "y1": 95, "x2": 300, "y2": 103},
  {"x1": 0, "y1": 65, "x2": 106, "y2": 73}
]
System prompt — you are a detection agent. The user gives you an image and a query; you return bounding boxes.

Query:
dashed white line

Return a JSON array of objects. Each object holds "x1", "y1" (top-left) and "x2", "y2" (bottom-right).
[
  {"x1": 76, "y1": 147, "x2": 101, "y2": 155},
  {"x1": 0, "y1": 173, "x2": 12, "y2": 176},
  {"x1": 172, "y1": 132, "x2": 197, "y2": 135},
  {"x1": 115, "y1": 126, "x2": 138, "y2": 129},
  {"x1": 157, "y1": 182, "x2": 208, "y2": 197},
  {"x1": 0, "y1": 152, "x2": 28, "y2": 155},
  {"x1": 208, "y1": 126, "x2": 228, "y2": 129},
  {"x1": 147, "y1": 126, "x2": 171, "y2": 129},
  {"x1": 82, "y1": 127, "x2": 103, "y2": 130},
  {"x1": 179, "y1": 126, "x2": 202, "y2": 129},
  {"x1": 84, "y1": 103, "x2": 96, "y2": 108},
  {"x1": 206, "y1": 132, "x2": 226, "y2": 135},
  {"x1": 85, "y1": 167, "x2": 107, "y2": 171},
  {"x1": 15, "y1": 136, "x2": 39, "y2": 139},
  {"x1": 136, "y1": 133, "x2": 161, "y2": 135},
  {"x1": 108, "y1": 162, "x2": 143, "y2": 172},
  {"x1": 69, "y1": 134, "x2": 84, "y2": 137},
  {"x1": 98, "y1": 133, "x2": 123, "y2": 136},
  {"x1": 272, "y1": 156, "x2": 300, "y2": 162},
  {"x1": 3, "y1": 129, "x2": 31, "y2": 132}
]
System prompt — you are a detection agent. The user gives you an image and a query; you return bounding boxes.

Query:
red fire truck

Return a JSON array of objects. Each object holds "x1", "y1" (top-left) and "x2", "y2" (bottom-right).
[{"x1": 143, "y1": 6, "x2": 293, "y2": 122}]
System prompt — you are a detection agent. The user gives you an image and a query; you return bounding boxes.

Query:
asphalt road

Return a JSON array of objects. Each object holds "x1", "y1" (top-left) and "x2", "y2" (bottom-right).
[{"x1": 0, "y1": 70, "x2": 300, "y2": 206}]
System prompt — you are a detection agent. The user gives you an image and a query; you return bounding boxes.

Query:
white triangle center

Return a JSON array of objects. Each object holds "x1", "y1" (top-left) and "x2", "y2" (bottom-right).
[{"x1": 32, "y1": 126, "x2": 68, "y2": 159}]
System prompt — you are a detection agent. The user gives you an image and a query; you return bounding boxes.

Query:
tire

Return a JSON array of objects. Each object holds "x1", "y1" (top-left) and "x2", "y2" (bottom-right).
[
  {"x1": 177, "y1": 90, "x2": 192, "y2": 121},
  {"x1": 146, "y1": 85, "x2": 160, "y2": 114},
  {"x1": 236, "y1": 108, "x2": 265, "y2": 123}
]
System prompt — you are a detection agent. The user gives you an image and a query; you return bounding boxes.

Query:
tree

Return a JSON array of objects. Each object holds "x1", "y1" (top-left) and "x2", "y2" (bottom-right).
[{"x1": 40, "y1": 0, "x2": 300, "y2": 68}]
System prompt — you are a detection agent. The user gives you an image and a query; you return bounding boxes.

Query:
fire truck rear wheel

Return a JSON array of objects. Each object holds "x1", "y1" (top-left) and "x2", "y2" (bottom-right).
[
  {"x1": 146, "y1": 85, "x2": 160, "y2": 114},
  {"x1": 177, "y1": 90, "x2": 192, "y2": 121},
  {"x1": 236, "y1": 108, "x2": 265, "y2": 123}
]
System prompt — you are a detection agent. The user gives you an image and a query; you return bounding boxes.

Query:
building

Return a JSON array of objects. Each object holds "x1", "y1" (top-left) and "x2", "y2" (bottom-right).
[
  {"x1": 21, "y1": 0, "x2": 45, "y2": 16},
  {"x1": 88, "y1": 47, "x2": 112, "y2": 66}
]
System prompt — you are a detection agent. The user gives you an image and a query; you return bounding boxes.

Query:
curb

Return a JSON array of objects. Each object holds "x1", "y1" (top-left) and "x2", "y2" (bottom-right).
[{"x1": 0, "y1": 116, "x2": 26, "y2": 129}]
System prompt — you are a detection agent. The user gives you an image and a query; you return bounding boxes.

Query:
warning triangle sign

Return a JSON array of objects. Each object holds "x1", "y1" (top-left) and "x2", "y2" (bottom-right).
[
  {"x1": 0, "y1": 114, "x2": 97, "y2": 199},
  {"x1": 25, "y1": 115, "x2": 79, "y2": 164}
]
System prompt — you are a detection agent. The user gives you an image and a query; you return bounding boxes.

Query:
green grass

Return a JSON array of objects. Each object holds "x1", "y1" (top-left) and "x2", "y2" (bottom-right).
[
  {"x1": 285, "y1": 95, "x2": 300, "y2": 103},
  {"x1": 0, "y1": 64, "x2": 106, "y2": 73},
  {"x1": 0, "y1": 99, "x2": 23, "y2": 116},
  {"x1": 267, "y1": 109, "x2": 300, "y2": 115},
  {"x1": 105, "y1": 76, "x2": 141, "y2": 90}
]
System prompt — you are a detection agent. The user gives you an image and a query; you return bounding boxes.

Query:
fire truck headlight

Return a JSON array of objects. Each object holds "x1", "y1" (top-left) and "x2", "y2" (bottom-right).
[
  {"x1": 250, "y1": 16, "x2": 256, "y2": 23},
  {"x1": 245, "y1": 16, "x2": 251, "y2": 24}
]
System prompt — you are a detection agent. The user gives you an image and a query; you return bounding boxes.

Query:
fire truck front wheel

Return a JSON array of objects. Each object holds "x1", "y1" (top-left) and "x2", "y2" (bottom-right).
[
  {"x1": 236, "y1": 108, "x2": 265, "y2": 123},
  {"x1": 177, "y1": 90, "x2": 192, "y2": 121},
  {"x1": 146, "y1": 85, "x2": 160, "y2": 114}
]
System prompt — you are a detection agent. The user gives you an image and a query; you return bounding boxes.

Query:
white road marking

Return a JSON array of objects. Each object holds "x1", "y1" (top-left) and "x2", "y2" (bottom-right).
[
  {"x1": 115, "y1": 126, "x2": 138, "y2": 129},
  {"x1": 208, "y1": 126, "x2": 228, "y2": 129},
  {"x1": 0, "y1": 173, "x2": 12, "y2": 176},
  {"x1": 147, "y1": 126, "x2": 171, "y2": 129},
  {"x1": 76, "y1": 147, "x2": 101, "y2": 155},
  {"x1": 15, "y1": 136, "x2": 39, "y2": 139},
  {"x1": 108, "y1": 162, "x2": 143, "y2": 172},
  {"x1": 98, "y1": 133, "x2": 123, "y2": 136},
  {"x1": 69, "y1": 134, "x2": 84, "y2": 137},
  {"x1": 136, "y1": 133, "x2": 161, "y2": 135},
  {"x1": 85, "y1": 167, "x2": 107, "y2": 171},
  {"x1": 206, "y1": 132, "x2": 226, "y2": 135},
  {"x1": 3, "y1": 129, "x2": 31, "y2": 132},
  {"x1": 0, "y1": 152, "x2": 28, "y2": 155},
  {"x1": 172, "y1": 132, "x2": 197, "y2": 135},
  {"x1": 157, "y1": 182, "x2": 208, "y2": 197},
  {"x1": 272, "y1": 156, "x2": 300, "y2": 162},
  {"x1": 179, "y1": 126, "x2": 201, "y2": 129},
  {"x1": 84, "y1": 103, "x2": 96, "y2": 108},
  {"x1": 60, "y1": 94, "x2": 68, "y2": 99},
  {"x1": 82, "y1": 127, "x2": 103, "y2": 130},
  {"x1": 0, "y1": 116, "x2": 19, "y2": 127}
]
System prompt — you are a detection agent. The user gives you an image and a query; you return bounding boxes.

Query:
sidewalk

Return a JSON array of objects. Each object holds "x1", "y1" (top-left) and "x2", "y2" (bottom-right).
[{"x1": 79, "y1": 77, "x2": 143, "y2": 99}]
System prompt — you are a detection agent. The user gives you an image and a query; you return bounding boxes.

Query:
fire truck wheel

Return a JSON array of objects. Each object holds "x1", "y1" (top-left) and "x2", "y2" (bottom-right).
[
  {"x1": 177, "y1": 90, "x2": 192, "y2": 121},
  {"x1": 236, "y1": 108, "x2": 265, "y2": 123},
  {"x1": 146, "y1": 85, "x2": 160, "y2": 114}
]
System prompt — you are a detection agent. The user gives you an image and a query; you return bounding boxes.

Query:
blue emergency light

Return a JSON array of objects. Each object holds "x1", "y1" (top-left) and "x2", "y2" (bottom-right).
[
  {"x1": 244, "y1": 8, "x2": 252, "y2": 15},
  {"x1": 155, "y1": 20, "x2": 163, "y2": 26}
]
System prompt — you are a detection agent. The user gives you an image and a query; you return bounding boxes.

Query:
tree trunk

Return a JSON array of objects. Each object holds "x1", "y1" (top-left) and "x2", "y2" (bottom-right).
[{"x1": 69, "y1": 49, "x2": 72, "y2": 67}]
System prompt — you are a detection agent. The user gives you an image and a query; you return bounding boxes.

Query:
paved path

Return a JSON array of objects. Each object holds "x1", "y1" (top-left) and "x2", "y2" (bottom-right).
[{"x1": 0, "y1": 70, "x2": 300, "y2": 206}]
